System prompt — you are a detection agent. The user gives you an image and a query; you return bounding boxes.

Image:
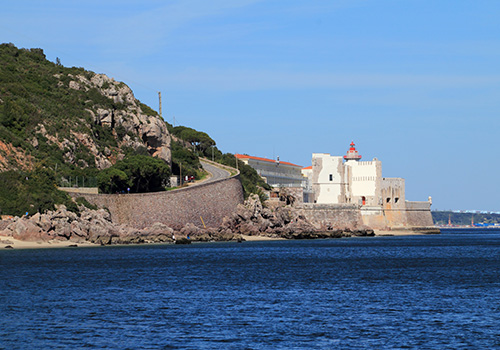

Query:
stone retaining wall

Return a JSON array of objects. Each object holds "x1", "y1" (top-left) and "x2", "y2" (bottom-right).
[
  {"x1": 69, "y1": 176, "x2": 244, "y2": 229},
  {"x1": 295, "y1": 203, "x2": 363, "y2": 229}
]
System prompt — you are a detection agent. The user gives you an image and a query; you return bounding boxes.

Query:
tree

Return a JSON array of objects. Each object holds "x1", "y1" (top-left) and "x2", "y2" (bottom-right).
[
  {"x1": 97, "y1": 155, "x2": 171, "y2": 194},
  {"x1": 97, "y1": 168, "x2": 128, "y2": 194},
  {"x1": 172, "y1": 126, "x2": 215, "y2": 154},
  {"x1": 170, "y1": 140, "x2": 202, "y2": 179},
  {"x1": 0, "y1": 168, "x2": 77, "y2": 216}
]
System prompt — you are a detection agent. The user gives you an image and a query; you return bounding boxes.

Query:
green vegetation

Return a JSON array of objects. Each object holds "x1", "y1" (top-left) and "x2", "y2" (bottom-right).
[
  {"x1": 75, "y1": 196, "x2": 98, "y2": 210},
  {"x1": 97, "y1": 155, "x2": 170, "y2": 194},
  {"x1": 170, "y1": 123, "x2": 271, "y2": 201},
  {"x1": 0, "y1": 43, "x2": 174, "y2": 214},
  {"x1": 171, "y1": 126, "x2": 215, "y2": 155},
  {"x1": 0, "y1": 168, "x2": 77, "y2": 217},
  {"x1": 214, "y1": 152, "x2": 271, "y2": 202},
  {"x1": 0, "y1": 43, "x2": 147, "y2": 179},
  {"x1": 0, "y1": 43, "x2": 92, "y2": 175},
  {"x1": 139, "y1": 102, "x2": 157, "y2": 116},
  {"x1": 170, "y1": 140, "x2": 202, "y2": 181},
  {"x1": 432, "y1": 211, "x2": 500, "y2": 226}
]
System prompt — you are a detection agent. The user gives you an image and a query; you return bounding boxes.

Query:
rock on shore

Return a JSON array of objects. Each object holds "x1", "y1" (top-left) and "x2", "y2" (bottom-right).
[
  {"x1": 222, "y1": 194, "x2": 374, "y2": 239},
  {"x1": 0, "y1": 195, "x2": 374, "y2": 246}
]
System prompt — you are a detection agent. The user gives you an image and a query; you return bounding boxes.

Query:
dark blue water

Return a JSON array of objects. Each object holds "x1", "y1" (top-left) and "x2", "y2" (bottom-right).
[{"x1": 1, "y1": 229, "x2": 500, "y2": 349}]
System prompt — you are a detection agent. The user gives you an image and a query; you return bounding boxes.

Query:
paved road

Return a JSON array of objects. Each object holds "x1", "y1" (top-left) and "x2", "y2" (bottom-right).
[{"x1": 200, "y1": 160, "x2": 231, "y2": 183}]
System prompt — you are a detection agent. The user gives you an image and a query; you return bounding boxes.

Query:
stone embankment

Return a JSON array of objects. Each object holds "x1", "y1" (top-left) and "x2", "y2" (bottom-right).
[{"x1": 0, "y1": 195, "x2": 374, "y2": 247}]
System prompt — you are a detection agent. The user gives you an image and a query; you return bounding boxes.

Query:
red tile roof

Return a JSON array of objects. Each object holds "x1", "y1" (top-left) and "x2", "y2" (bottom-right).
[
  {"x1": 302, "y1": 166, "x2": 312, "y2": 170},
  {"x1": 235, "y1": 154, "x2": 302, "y2": 168}
]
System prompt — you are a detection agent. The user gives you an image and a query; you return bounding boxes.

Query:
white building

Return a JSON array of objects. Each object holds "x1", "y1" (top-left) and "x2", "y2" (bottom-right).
[
  {"x1": 303, "y1": 142, "x2": 434, "y2": 230},
  {"x1": 303, "y1": 142, "x2": 404, "y2": 208},
  {"x1": 235, "y1": 154, "x2": 304, "y2": 188}
]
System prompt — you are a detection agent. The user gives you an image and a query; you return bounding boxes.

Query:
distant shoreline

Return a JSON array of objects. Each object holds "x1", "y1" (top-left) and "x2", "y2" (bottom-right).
[{"x1": 438, "y1": 226, "x2": 500, "y2": 229}]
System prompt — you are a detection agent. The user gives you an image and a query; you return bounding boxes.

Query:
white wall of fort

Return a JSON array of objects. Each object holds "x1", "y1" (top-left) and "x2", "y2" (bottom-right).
[
  {"x1": 311, "y1": 153, "x2": 344, "y2": 204},
  {"x1": 345, "y1": 159, "x2": 382, "y2": 206}
]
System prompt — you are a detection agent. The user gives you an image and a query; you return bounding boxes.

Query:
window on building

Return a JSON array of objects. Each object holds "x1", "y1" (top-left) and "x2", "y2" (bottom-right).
[
  {"x1": 395, "y1": 197, "x2": 399, "y2": 203},
  {"x1": 329, "y1": 174, "x2": 333, "y2": 181},
  {"x1": 386, "y1": 198, "x2": 391, "y2": 203}
]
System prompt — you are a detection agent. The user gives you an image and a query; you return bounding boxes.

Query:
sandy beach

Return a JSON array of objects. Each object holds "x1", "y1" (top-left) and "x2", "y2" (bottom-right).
[
  {"x1": 0, "y1": 236, "x2": 99, "y2": 249},
  {"x1": 374, "y1": 230, "x2": 431, "y2": 236},
  {"x1": 240, "y1": 234, "x2": 286, "y2": 241}
]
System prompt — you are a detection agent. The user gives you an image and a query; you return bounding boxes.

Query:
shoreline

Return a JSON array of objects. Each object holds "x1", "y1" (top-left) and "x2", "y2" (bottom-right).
[
  {"x1": 240, "y1": 234, "x2": 286, "y2": 241},
  {"x1": 1, "y1": 229, "x2": 440, "y2": 249},
  {"x1": 374, "y1": 229, "x2": 438, "y2": 236},
  {"x1": 0, "y1": 236, "x2": 99, "y2": 249}
]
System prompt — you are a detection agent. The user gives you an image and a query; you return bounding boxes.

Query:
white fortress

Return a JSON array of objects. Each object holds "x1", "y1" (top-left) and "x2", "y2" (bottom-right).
[
  {"x1": 302, "y1": 142, "x2": 434, "y2": 230},
  {"x1": 306, "y1": 142, "x2": 402, "y2": 206},
  {"x1": 236, "y1": 143, "x2": 435, "y2": 231}
]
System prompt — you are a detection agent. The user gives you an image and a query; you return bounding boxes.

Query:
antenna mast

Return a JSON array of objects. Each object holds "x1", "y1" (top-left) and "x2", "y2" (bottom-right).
[{"x1": 158, "y1": 91, "x2": 162, "y2": 119}]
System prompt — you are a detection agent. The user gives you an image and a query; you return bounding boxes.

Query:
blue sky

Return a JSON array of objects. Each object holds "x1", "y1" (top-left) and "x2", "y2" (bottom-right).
[{"x1": 1, "y1": 0, "x2": 499, "y2": 211}]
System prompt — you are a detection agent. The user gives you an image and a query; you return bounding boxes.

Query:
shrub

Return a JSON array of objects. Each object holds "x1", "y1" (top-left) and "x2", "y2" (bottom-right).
[
  {"x1": 97, "y1": 155, "x2": 171, "y2": 194},
  {"x1": 0, "y1": 168, "x2": 76, "y2": 216}
]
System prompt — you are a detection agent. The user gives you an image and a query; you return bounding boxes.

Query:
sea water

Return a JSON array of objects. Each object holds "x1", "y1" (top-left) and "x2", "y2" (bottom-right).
[{"x1": 1, "y1": 229, "x2": 499, "y2": 349}]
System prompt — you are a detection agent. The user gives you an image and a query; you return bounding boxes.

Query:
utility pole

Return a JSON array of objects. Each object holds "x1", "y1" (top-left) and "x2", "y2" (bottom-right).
[{"x1": 158, "y1": 91, "x2": 162, "y2": 119}]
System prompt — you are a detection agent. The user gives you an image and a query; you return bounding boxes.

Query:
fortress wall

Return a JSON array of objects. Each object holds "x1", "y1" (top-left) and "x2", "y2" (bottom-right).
[
  {"x1": 381, "y1": 178, "x2": 407, "y2": 227},
  {"x1": 360, "y1": 206, "x2": 388, "y2": 229},
  {"x1": 71, "y1": 176, "x2": 244, "y2": 229},
  {"x1": 358, "y1": 201, "x2": 434, "y2": 230},
  {"x1": 295, "y1": 202, "x2": 435, "y2": 231},
  {"x1": 405, "y1": 201, "x2": 435, "y2": 228},
  {"x1": 383, "y1": 207, "x2": 408, "y2": 227},
  {"x1": 295, "y1": 203, "x2": 363, "y2": 230}
]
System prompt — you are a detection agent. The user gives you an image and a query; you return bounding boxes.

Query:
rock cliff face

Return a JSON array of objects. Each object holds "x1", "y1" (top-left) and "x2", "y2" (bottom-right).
[
  {"x1": 0, "y1": 44, "x2": 171, "y2": 172},
  {"x1": 52, "y1": 73, "x2": 171, "y2": 170}
]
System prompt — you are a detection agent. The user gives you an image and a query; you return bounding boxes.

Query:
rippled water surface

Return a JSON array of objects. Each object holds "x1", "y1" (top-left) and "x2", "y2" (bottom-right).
[{"x1": 1, "y1": 230, "x2": 500, "y2": 349}]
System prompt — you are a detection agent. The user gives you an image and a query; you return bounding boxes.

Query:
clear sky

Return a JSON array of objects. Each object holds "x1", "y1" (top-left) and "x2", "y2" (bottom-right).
[{"x1": 1, "y1": 0, "x2": 499, "y2": 212}]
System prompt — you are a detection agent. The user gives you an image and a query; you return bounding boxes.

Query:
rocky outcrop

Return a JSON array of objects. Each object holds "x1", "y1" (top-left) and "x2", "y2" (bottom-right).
[
  {"x1": 21, "y1": 72, "x2": 171, "y2": 172},
  {"x1": 221, "y1": 194, "x2": 374, "y2": 239},
  {"x1": 0, "y1": 205, "x2": 171, "y2": 245},
  {"x1": 0, "y1": 195, "x2": 374, "y2": 246},
  {"x1": 65, "y1": 73, "x2": 171, "y2": 168},
  {"x1": 0, "y1": 139, "x2": 34, "y2": 172}
]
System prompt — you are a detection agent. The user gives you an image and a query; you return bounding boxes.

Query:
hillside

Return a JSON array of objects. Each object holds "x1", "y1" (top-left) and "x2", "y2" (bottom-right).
[
  {"x1": 0, "y1": 44, "x2": 270, "y2": 216},
  {"x1": 0, "y1": 43, "x2": 170, "y2": 176},
  {"x1": 0, "y1": 43, "x2": 174, "y2": 215}
]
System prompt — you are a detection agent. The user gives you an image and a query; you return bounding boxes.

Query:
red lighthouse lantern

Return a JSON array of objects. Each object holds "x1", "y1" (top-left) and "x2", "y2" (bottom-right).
[{"x1": 343, "y1": 141, "x2": 362, "y2": 161}]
